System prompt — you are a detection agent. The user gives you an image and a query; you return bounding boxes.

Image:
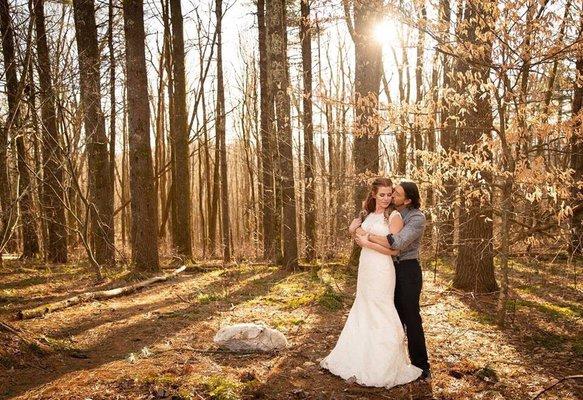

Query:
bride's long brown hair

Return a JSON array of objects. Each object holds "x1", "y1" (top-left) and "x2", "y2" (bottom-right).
[{"x1": 359, "y1": 177, "x2": 394, "y2": 221}]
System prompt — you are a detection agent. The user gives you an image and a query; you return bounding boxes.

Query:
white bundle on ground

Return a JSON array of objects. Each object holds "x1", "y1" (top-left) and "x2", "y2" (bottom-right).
[{"x1": 213, "y1": 323, "x2": 288, "y2": 352}]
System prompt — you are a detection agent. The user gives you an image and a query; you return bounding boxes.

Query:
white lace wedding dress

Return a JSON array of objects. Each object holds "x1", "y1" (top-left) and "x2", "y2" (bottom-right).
[{"x1": 320, "y1": 211, "x2": 422, "y2": 388}]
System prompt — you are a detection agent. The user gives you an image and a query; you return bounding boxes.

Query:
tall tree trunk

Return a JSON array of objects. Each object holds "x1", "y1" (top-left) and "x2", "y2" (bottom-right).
[
  {"x1": 28, "y1": 58, "x2": 46, "y2": 255},
  {"x1": 438, "y1": 0, "x2": 455, "y2": 256},
  {"x1": 0, "y1": 118, "x2": 9, "y2": 256},
  {"x1": 202, "y1": 88, "x2": 211, "y2": 256},
  {"x1": 215, "y1": 0, "x2": 231, "y2": 262},
  {"x1": 108, "y1": 0, "x2": 117, "y2": 254},
  {"x1": 266, "y1": 0, "x2": 298, "y2": 269},
  {"x1": 197, "y1": 137, "x2": 206, "y2": 256},
  {"x1": 0, "y1": 0, "x2": 40, "y2": 258},
  {"x1": 208, "y1": 124, "x2": 220, "y2": 256},
  {"x1": 347, "y1": 0, "x2": 383, "y2": 266},
  {"x1": 300, "y1": 0, "x2": 316, "y2": 261},
  {"x1": 257, "y1": 0, "x2": 276, "y2": 261},
  {"x1": 391, "y1": 41, "x2": 407, "y2": 176},
  {"x1": 31, "y1": 0, "x2": 68, "y2": 263},
  {"x1": 169, "y1": 0, "x2": 192, "y2": 259},
  {"x1": 121, "y1": 85, "x2": 129, "y2": 247},
  {"x1": 413, "y1": 1, "x2": 426, "y2": 169},
  {"x1": 162, "y1": 0, "x2": 175, "y2": 245},
  {"x1": 73, "y1": 0, "x2": 115, "y2": 266},
  {"x1": 324, "y1": 50, "x2": 335, "y2": 255},
  {"x1": 571, "y1": 9, "x2": 583, "y2": 255},
  {"x1": 154, "y1": 29, "x2": 166, "y2": 238},
  {"x1": 122, "y1": 0, "x2": 160, "y2": 271},
  {"x1": 453, "y1": 1, "x2": 497, "y2": 293}
]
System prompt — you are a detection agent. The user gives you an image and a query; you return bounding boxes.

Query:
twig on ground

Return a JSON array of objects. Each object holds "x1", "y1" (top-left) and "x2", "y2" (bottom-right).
[
  {"x1": 531, "y1": 375, "x2": 583, "y2": 399},
  {"x1": 154, "y1": 346, "x2": 278, "y2": 358},
  {"x1": 176, "y1": 294, "x2": 193, "y2": 304},
  {"x1": 489, "y1": 359, "x2": 526, "y2": 366},
  {"x1": 0, "y1": 320, "x2": 21, "y2": 333}
]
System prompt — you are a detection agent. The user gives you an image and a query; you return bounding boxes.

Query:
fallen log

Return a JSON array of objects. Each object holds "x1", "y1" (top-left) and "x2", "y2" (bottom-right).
[{"x1": 17, "y1": 265, "x2": 186, "y2": 320}]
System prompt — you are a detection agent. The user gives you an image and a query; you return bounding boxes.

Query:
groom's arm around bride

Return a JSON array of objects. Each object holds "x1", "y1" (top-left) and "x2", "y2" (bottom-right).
[{"x1": 364, "y1": 184, "x2": 425, "y2": 259}]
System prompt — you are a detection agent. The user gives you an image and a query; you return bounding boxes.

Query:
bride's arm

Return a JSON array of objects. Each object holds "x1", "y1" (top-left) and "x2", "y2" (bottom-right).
[
  {"x1": 356, "y1": 234, "x2": 399, "y2": 256},
  {"x1": 349, "y1": 216, "x2": 371, "y2": 239}
]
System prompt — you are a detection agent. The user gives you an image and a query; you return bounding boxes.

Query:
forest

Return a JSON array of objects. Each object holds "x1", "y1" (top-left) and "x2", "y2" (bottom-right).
[{"x1": 0, "y1": 0, "x2": 581, "y2": 399}]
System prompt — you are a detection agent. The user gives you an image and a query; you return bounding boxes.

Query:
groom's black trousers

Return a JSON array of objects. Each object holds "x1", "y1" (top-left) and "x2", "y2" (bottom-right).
[{"x1": 394, "y1": 258, "x2": 430, "y2": 371}]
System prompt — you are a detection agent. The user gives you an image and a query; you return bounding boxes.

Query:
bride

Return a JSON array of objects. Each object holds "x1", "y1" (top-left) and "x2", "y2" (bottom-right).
[{"x1": 320, "y1": 177, "x2": 422, "y2": 388}]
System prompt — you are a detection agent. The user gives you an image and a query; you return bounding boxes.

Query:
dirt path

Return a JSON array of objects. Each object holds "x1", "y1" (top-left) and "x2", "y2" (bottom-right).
[{"x1": 0, "y1": 260, "x2": 581, "y2": 399}]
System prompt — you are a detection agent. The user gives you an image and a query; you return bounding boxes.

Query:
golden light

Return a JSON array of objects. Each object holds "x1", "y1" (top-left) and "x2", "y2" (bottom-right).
[{"x1": 373, "y1": 19, "x2": 399, "y2": 45}]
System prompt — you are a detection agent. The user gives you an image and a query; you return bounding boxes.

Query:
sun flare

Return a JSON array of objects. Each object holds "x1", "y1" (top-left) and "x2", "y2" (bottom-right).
[{"x1": 373, "y1": 19, "x2": 400, "y2": 46}]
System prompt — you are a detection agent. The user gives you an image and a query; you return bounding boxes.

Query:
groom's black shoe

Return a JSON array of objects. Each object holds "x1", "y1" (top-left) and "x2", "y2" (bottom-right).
[{"x1": 420, "y1": 369, "x2": 432, "y2": 382}]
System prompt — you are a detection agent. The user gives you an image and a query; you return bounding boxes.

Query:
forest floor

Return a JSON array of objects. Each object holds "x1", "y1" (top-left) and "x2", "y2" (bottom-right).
[{"x1": 0, "y1": 255, "x2": 581, "y2": 400}]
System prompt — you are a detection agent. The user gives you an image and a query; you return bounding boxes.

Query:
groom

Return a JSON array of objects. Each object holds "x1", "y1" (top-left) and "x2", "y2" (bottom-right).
[{"x1": 354, "y1": 181, "x2": 431, "y2": 380}]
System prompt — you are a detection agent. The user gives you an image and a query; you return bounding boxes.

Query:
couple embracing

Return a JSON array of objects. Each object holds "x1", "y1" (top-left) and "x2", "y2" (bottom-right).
[{"x1": 320, "y1": 178, "x2": 431, "y2": 389}]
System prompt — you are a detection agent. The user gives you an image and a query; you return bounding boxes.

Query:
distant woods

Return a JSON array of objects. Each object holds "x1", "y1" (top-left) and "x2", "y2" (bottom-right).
[{"x1": 0, "y1": 0, "x2": 581, "y2": 323}]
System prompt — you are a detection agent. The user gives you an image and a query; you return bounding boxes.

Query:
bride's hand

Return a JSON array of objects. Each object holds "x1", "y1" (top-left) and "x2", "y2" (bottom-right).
[
  {"x1": 355, "y1": 232, "x2": 370, "y2": 248},
  {"x1": 349, "y1": 217, "x2": 362, "y2": 235}
]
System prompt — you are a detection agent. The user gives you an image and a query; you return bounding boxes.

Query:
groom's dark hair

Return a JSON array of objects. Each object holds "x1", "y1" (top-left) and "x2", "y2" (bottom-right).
[{"x1": 400, "y1": 181, "x2": 421, "y2": 209}]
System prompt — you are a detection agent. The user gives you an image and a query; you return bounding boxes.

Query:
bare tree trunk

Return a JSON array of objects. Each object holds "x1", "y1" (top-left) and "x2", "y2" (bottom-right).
[
  {"x1": 571, "y1": 9, "x2": 583, "y2": 255},
  {"x1": 208, "y1": 124, "x2": 220, "y2": 257},
  {"x1": 202, "y1": 87, "x2": 211, "y2": 256},
  {"x1": 215, "y1": 0, "x2": 231, "y2": 262},
  {"x1": 438, "y1": 0, "x2": 455, "y2": 257},
  {"x1": 257, "y1": 0, "x2": 276, "y2": 262},
  {"x1": 168, "y1": 0, "x2": 192, "y2": 259},
  {"x1": 121, "y1": 85, "x2": 129, "y2": 247},
  {"x1": 120, "y1": 84, "x2": 128, "y2": 248},
  {"x1": 0, "y1": 116, "x2": 9, "y2": 256},
  {"x1": 346, "y1": 0, "x2": 383, "y2": 266},
  {"x1": 266, "y1": 0, "x2": 298, "y2": 269},
  {"x1": 494, "y1": 66, "x2": 515, "y2": 326},
  {"x1": 413, "y1": 1, "x2": 426, "y2": 169},
  {"x1": 108, "y1": 0, "x2": 116, "y2": 252},
  {"x1": 300, "y1": 0, "x2": 316, "y2": 262},
  {"x1": 28, "y1": 58, "x2": 46, "y2": 256},
  {"x1": 392, "y1": 46, "x2": 407, "y2": 176},
  {"x1": 73, "y1": 0, "x2": 115, "y2": 266},
  {"x1": 155, "y1": 21, "x2": 168, "y2": 240},
  {"x1": 197, "y1": 137, "x2": 206, "y2": 256},
  {"x1": 324, "y1": 46, "x2": 335, "y2": 255},
  {"x1": 31, "y1": 0, "x2": 68, "y2": 263},
  {"x1": 0, "y1": 0, "x2": 40, "y2": 259},
  {"x1": 122, "y1": 0, "x2": 160, "y2": 271},
  {"x1": 162, "y1": 0, "x2": 175, "y2": 245},
  {"x1": 240, "y1": 62, "x2": 259, "y2": 258},
  {"x1": 453, "y1": 1, "x2": 497, "y2": 293}
]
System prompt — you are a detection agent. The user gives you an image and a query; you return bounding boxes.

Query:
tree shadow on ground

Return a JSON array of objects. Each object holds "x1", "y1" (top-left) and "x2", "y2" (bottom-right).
[
  {"x1": 434, "y1": 259, "x2": 583, "y2": 399},
  {"x1": 1, "y1": 265, "x2": 295, "y2": 399}
]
